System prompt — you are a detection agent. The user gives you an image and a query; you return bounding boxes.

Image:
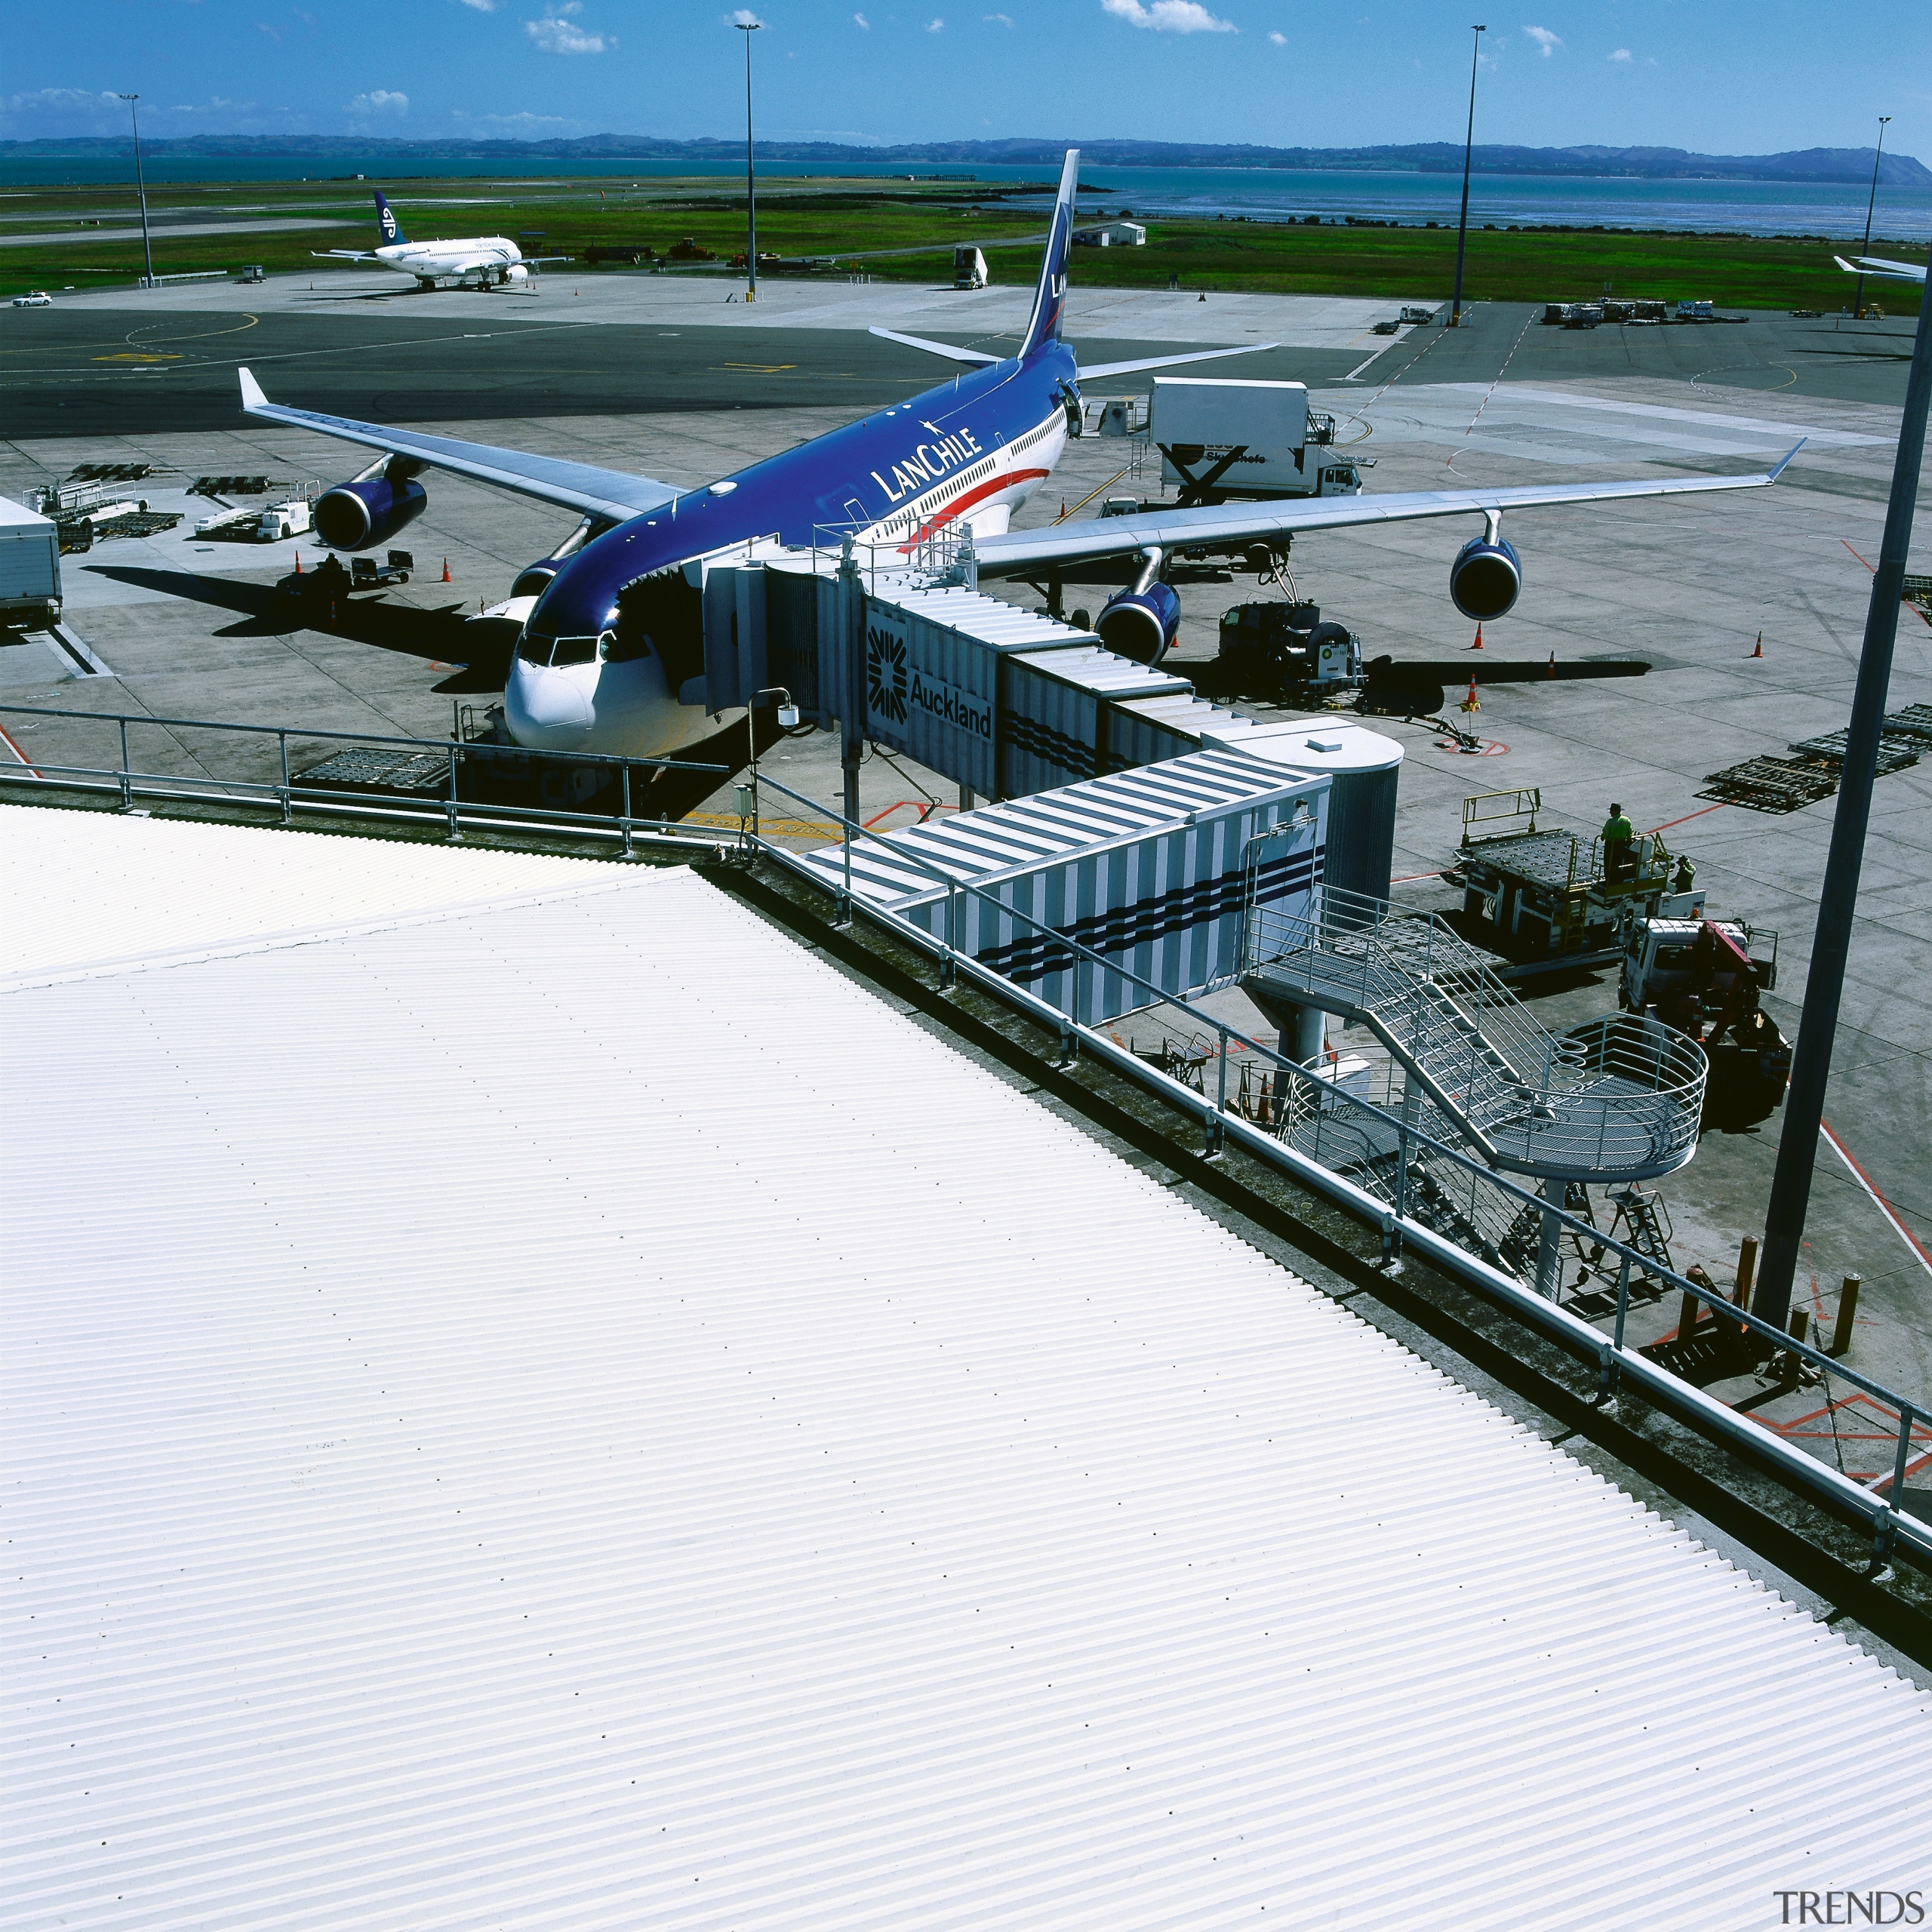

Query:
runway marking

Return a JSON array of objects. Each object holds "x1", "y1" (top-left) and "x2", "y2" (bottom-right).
[
  {"x1": 1447, "y1": 309, "x2": 1540, "y2": 469},
  {"x1": 714, "y1": 362, "x2": 797, "y2": 374},
  {"x1": 1647, "y1": 801, "x2": 1728, "y2": 835},
  {"x1": 1820, "y1": 1118, "x2": 1932, "y2": 1282},
  {"x1": 1843, "y1": 540, "x2": 1875, "y2": 571},
  {"x1": 93, "y1": 352, "x2": 181, "y2": 363},
  {"x1": 0, "y1": 721, "x2": 42, "y2": 776}
]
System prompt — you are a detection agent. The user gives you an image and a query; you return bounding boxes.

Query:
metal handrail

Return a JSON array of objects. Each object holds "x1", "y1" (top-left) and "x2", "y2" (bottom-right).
[
  {"x1": 745, "y1": 763, "x2": 1929, "y2": 1565},
  {"x1": 1247, "y1": 882, "x2": 1706, "y2": 1179},
  {"x1": 0, "y1": 703, "x2": 730, "y2": 859}
]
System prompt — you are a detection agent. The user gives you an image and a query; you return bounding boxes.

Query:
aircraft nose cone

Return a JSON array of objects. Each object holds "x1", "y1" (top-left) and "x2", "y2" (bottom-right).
[{"x1": 505, "y1": 662, "x2": 595, "y2": 749}]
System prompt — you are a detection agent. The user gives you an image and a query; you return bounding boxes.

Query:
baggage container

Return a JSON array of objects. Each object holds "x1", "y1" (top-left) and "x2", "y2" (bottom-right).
[{"x1": 0, "y1": 496, "x2": 63, "y2": 629}]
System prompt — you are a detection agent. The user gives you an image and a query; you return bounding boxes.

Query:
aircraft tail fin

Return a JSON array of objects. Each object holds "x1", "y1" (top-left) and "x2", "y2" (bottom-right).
[
  {"x1": 1019, "y1": 149, "x2": 1078, "y2": 358},
  {"x1": 374, "y1": 191, "x2": 407, "y2": 247}
]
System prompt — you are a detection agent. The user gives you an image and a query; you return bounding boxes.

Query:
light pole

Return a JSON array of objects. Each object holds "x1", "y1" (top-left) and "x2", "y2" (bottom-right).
[
  {"x1": 1447, "y1": 25, "x2": 1485, "y2": 329},
  {"x1": 1755, "y1": 266, "x2": 1932, "y2": 1336},
  {"x1": 737, "y1": 19, "x2": 762, "y2": 303},
  {"x1": 740, "y1": 685, "x2": 798, "y2": 846},
  {"x1": 116, "y1": 93, "x2": 155, "y2": 289},
  {"x1": 1852, "y1": 115, "x2": 1891, "y2": 320}
]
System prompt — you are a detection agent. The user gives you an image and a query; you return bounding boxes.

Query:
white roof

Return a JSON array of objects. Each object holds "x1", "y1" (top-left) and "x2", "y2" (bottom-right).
[
  {"x1": 4, "y1": 806, "x2": 1927, "y2": 1930},
  {"x1": 0, "y1": 493, "x2": 56, "y2": 531}
]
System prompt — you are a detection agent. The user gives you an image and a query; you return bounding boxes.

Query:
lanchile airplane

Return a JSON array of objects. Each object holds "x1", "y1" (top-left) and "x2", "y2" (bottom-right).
[
  {"x1": 1833, "y1": 253, "x2": 1927, "y2": 285},
  {"x1": 314, "y1": 190, "x2": 571, "y2": 292},
  {"x1": 248, "y1": 149, "x2": 1801, "y2": 761}
]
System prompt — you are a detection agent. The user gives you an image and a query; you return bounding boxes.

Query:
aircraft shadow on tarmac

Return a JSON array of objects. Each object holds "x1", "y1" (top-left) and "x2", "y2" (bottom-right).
[{"x1": 82, "y1": 565, "x2": 510, "y2": 693}]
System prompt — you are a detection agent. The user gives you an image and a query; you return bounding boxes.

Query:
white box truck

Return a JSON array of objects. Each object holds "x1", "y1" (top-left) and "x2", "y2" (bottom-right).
[
  {"x1": 0, "y1": 496, "x2": 63, "y2": 630},
  {"x1": 953, "y1": 247, "x2": 988, "y2": 290},
  {"x1": 1152, "y1": 377, "x2": 1359, "y2": 500}
]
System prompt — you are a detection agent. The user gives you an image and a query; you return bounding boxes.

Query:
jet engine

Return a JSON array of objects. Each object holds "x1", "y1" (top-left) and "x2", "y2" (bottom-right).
[
  {"x1": 1448, "y1": 533, "x2": 1522, "y2": 622},
  {"x1": 501, "y1": 263, "x2": 530, "y2": 286},
  {"x1": 313, "y1": 469, "x2": 428, "y2": 552},
  {"x1": 1095, "y1": 548, "x2": 1180, "y2": 665}
]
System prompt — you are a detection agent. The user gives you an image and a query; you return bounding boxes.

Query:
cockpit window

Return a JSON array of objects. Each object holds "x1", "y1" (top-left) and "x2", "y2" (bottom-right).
[{"x1": 516, "y1": 632, "x2": 601, "y2": 668}]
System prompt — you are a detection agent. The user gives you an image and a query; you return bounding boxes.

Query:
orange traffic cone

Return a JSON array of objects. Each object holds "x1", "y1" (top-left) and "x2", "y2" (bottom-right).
[
  {"x1": 1751, "y1": 631, "x2": 1763, "y2": 658},
  {"x1": 293, "y1": 551, "x2": 302, "y2": 574},
  {"x1": 1460, "y1": 675, "x2": 1481, "y2": 713},
  {"x1": 1469, "y1": 623, "x2": 1484, "y2": 651},
  {"x1": 441, "y1": 557, "x2": 451, "y2": 583}
]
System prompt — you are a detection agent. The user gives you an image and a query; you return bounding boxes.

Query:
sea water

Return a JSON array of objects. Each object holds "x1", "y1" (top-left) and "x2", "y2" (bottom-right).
[{"x1": 2, "y1": 152, "x2": 1926, "y2": 243}]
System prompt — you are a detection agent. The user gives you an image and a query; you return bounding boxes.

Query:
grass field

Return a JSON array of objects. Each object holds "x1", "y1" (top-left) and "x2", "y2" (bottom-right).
[{"x1": 2, "y1": 174, "x2": 1920, "y2": 315}]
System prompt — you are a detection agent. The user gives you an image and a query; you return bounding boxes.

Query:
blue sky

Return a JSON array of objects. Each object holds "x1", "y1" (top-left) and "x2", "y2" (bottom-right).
[{"x1": 5, "y1": 0, "x2": 1927, "y2": 163}]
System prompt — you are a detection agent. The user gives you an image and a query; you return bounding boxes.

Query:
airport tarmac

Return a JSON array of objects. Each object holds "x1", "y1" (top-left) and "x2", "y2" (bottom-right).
[{"x1": 2, "y1": 280, "x2": 1928, "y2": 1448}]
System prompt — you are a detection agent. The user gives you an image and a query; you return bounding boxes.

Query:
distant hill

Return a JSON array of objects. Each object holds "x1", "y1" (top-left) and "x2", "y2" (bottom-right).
[{"x1": 2, "y1": 134, "x2": 1927, "y2": 187}]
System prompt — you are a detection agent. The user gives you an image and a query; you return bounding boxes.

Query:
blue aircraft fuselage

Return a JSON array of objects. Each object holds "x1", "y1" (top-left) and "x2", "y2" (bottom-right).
[{"x1": 507, "y1": 340, "x2": 1078, "y2": 755}]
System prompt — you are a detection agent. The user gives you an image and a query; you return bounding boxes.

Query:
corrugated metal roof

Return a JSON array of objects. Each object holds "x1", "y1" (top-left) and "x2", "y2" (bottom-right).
[
  {"x1": 798, "y1": 748, "x2": 1315, "y2": 909},
  {"x1": 5, "y1": 809, "x2": 1929, "y2": 1930},
  {"x1": 0, "y1": 805, "x2": 620, "y2": 988}
]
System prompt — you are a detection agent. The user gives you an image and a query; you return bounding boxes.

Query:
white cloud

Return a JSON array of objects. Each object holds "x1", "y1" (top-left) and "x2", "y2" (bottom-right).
[
  {"x1": 457, "y1": 0, "x2": 499, "y2": 11},
  {"x1": 1607, "y1": 46, "x2": 1631, "y2": 61},
  {"x1": 926, "y1": 14, "x2": 944, "y2": 28},
  {"x1": 525, "y1": 10, "x2": 608, "y2": 51},
  {"x1": 728, "y1": 7, "x2": 763, "y2": 22},
  {"x1": 852, "y1": 9, "x2": 869, "y2": 21},
  {"x1": 1523, "y1": 24, "x2": 1560, "y2": 56},
  {"x1": 983, "y1": 9, "x2": 1013, "y2": 20},
  {"x1": 347, "y1": 88, "x2": 409, "y2": 115},
  {"x1": 1267, "y1": 28, "x2": 1284, "y2": 43},
  {"x1": 1101, "y1": 0, "x2": 1236, "y2": 33}
]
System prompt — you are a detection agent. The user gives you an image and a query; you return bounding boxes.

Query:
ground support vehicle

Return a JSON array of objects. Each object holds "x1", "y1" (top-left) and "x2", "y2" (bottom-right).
[{"x1": 1452, "y1": 789, "x2": 1687, "y2": 957}]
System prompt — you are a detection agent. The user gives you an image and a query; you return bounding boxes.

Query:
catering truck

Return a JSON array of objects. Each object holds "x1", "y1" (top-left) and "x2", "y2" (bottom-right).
[
  {"x1": 0, "y1": 496, "x2": 63, "y2": 631},
  {"x1": 1151, "y1": 378, "x2": 1359, "y2": 503}
]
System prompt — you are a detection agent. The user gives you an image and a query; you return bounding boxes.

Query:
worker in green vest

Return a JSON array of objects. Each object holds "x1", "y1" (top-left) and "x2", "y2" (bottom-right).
[{"x1": 1602, "y1": 803, "x2": 1636, "y2": 884}]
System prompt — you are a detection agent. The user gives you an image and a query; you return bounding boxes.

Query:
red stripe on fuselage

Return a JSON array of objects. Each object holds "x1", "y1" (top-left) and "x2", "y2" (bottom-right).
[{"x1": 897, "y1": 466, "x2": 1051, "y2": 552}]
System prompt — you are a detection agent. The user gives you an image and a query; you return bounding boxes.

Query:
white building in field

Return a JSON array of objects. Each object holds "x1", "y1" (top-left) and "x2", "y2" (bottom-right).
[{"x1": 1073, "y1": 219, "x2": 1146, "y2": 247}]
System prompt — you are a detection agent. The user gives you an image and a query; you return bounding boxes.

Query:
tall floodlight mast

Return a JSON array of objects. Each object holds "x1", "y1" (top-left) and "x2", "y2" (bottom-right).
[
  {"x1": 1447, "y1": 26, "x2": 1485, "y2": 329},
  {"x1": 116, "y1": 94, "x2": 155, "y2": 289},
  {"x1": 737, "y1": 18, "x2": 763, "y2": 303},
  {"x1": 1852, "y1": 116, "x2": 1892, "y2": 320}
]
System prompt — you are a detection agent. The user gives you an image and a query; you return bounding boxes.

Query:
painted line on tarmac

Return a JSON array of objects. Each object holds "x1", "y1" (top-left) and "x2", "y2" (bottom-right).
[
  {"x1": 0, "y1": 721, "x2": 42, "y2": 775},
  {"x1": 1820, "y1": 1118, "x2": 1932, "y2": 1282},
  {"x1": 1647, "y1": 801, "x2": 1729, "y2": 835}
]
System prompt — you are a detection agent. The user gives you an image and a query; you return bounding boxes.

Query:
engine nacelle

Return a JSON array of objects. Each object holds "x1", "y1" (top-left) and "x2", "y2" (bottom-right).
[
  {"x1": 1449, "y1": 534, "x2": 1522, "y2": 622},
  {"x1": 313, "y1": 475, "x2": 427, "y2": 552},
  {"x1": 503, "y1": 263, "x2": 530, "y2": 286},
  {"x1": 1096, "y1": 580, "x2": 1180, "y2": 665}
]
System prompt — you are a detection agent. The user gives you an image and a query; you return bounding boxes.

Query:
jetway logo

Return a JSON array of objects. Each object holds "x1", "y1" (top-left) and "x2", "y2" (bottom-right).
[
  {"x1": 866, "y1": 621, "x2": 909, "y2": 724},
  {"x1": 865, "y1": 615, "x2": 992, "y2": 741}
]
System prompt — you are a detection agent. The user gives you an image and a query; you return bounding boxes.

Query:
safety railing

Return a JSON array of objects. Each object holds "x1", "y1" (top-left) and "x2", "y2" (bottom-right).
[
  {"x1": 0, "y1": 703, "x2": 729, "y2": 859},
  {"x1": 1246, "y1": 883, "x2": 1706, "y2": 1180},
  {"x1": 741, "y1": 761, "x2": 1931, "y2": 1570}
]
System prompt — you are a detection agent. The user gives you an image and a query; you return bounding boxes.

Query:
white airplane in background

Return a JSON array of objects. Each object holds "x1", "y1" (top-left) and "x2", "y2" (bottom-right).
[
  {"x1": 1833, "y1": 253, "x2": 1927, "y2": 285},
  {"x1": 315, "y1": 191, "x2": 569, "y2": 292}
]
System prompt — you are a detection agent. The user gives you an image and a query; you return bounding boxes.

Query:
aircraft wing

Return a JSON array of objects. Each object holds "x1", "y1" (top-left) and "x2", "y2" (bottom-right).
[
  {"x1": 1075, "y1": 343, "x2": 1283, "y2": 380},
  {"x1": 313, "y1": 250, "x2": 379, "y2": 261},
  {"x1": 869, "y1": 326, "x2": 1001, "y2": 366},
  {"x1": 971, "y1": 445, "x2": 1804, "y2": 578},
  {"x1": 237, "y1": 368, "x2": 678, "y2": 522},
  {"x1": 1833, "y1": 254, "x2": 1927, "y2": 285},
  {"x1": 871, "y1": 325, "x2": 1287, "y2": 383}
]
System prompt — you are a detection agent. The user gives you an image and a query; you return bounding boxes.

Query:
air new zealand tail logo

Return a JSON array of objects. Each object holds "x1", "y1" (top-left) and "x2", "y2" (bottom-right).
[
  {"x1": 866, "y1": 624, "x2": 908, "y2": 722},
  {"x1": 381, "y1": 208, "x2": 397, "y2": 240}
]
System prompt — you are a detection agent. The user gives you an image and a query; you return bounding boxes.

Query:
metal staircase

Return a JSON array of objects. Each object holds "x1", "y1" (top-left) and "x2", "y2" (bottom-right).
[{"x1": 1244, "y1": 885, "x2": 1706, "y2": 1183}]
